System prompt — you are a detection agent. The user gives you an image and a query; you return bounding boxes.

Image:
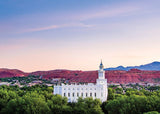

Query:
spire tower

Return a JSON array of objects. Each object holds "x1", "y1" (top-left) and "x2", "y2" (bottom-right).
[
  {"x1": 99, "y1": 59, "x2": 104, "y2": 70},
  {"x1": 96, "y1": 60, "x2": 107, "y2": 86},
  {"x1": 98, "y1": 60, "x2": 105, "y2": 79}
]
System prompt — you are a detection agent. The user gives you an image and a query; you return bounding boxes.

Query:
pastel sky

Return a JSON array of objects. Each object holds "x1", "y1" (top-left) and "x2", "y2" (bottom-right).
[{"x1": 1, "y1": 0, "x2": 160, "y2": 72}]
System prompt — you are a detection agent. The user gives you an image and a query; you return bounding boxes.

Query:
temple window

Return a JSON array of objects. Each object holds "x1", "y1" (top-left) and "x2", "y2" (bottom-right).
[{"x1": 81, "y1": 93, "x2": 83, "y2": 97}]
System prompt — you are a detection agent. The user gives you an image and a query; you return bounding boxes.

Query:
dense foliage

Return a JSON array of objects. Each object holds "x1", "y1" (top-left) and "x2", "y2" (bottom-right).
[{"x1": 0, "y1": 85, "x2": 159, "y2": 114}]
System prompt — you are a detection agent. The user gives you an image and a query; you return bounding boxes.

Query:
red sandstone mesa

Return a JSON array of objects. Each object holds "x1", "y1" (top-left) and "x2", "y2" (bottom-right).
[{"x1": 0, "y1": 68, "x2": 160, "y2": 84}]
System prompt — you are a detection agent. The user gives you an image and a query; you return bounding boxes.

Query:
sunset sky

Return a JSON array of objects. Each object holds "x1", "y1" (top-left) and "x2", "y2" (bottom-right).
[{"x1": 1, "y1": 0, "x2": 160, "y2": 72}]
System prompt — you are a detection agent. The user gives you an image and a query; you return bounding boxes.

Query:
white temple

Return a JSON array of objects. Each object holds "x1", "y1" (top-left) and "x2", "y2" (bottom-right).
[{"x1": 53, "y1": 61, "x2": 108, "y2": 102}]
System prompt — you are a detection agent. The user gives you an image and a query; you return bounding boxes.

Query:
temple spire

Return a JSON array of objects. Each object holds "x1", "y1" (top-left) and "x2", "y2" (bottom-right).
[
  {"x1": 100, "y1": 59, "x2": 102, "y2": 65},
  {"x1": 99, "y1": 60, "x2": 104, "y2": 69}
]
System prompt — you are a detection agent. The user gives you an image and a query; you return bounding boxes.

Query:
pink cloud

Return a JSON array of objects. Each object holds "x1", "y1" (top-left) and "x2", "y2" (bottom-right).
[
  {"x1": 27, "y1": 25, "x2": 58, "y2": 32},
  {"x1": 24, "y1": 22, "x2": 93, "y2": 32},
  {"x1": 77, "y1": 6, "x2": 140, "y2": 21}
]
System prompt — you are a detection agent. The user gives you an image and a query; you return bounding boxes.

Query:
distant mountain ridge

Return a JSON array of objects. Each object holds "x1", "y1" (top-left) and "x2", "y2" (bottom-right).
[{"x1": 105, "y1": 61, "x2": 160, "y2": 71}]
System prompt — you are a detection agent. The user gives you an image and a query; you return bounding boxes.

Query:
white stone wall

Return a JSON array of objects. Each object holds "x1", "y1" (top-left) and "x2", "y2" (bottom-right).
[{"x1": 54, "y1": 82, "x2": 108, "y2": 102}]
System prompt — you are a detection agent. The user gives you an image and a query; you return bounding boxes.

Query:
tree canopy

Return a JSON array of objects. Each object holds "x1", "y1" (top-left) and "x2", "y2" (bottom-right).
[{"x1": 0, "y1": 85, "x2": 160, "y2": 114}]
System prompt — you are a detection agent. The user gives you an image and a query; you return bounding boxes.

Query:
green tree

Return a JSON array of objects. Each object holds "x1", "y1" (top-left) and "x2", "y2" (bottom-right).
[
  {"x1": 105, "y1": 95, "x2": 148, "y2": 114},
  {"x1": 47, "y1": 95, "x2": 69, "y2": 114},
  {"x1": 115, "y1": 88, "x2": 123, "y2": 94},
  {"x1": 73, "y1": 97, "x2": 104, "y2": 114},
  {"x1": 1, "y1": 97, "x2": 26, "y2": 114},
  {"x1": 107, "y1": 88, "x2": 115, "y2": 100},
  {"x1": 143, "y1": 111, "x2": 160, "y2": 114}
]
